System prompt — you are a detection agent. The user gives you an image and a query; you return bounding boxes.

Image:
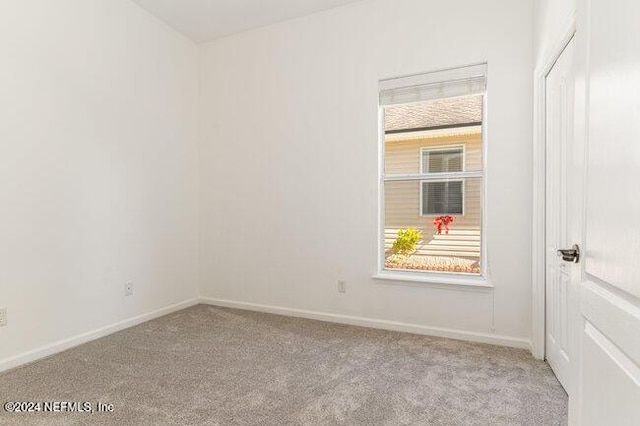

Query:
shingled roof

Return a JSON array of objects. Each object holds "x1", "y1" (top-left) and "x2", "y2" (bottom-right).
[{"x1": 384, "y1": 95, "x2": 483, "y2": 133}]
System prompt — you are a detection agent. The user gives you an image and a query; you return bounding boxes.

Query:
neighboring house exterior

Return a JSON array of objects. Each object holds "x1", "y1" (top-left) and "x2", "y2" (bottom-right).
[{"x1": 383, "y1": 96, "x2": 483, "y2": 262}]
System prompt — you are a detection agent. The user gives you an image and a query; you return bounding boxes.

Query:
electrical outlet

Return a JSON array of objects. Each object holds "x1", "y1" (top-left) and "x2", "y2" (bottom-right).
[
  {"x1": 124, "y1": 281, "x2": 134, "y2": 297},
  {"x1": 0, "y1": 308, "x2": 7, "y2": 327},
  {"x1": 337, "y1": 280, "x2": 346, "y2": 293}
]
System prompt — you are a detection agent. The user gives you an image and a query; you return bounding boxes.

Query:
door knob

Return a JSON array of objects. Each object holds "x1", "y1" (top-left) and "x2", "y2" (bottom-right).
[{"x1": 557, "y1": 244, "x2": 580, "y2": 263}]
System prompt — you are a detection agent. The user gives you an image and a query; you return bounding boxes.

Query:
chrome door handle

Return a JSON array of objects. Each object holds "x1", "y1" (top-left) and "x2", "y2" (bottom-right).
[{"x1": 557, "y1": 244, "x2": 580, "y2": 263}]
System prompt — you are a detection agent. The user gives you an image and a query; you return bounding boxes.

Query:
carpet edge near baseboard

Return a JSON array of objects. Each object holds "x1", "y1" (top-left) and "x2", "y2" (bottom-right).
[
  {"x1": 1, "y1": 297, "x2": 534, "y2": 374},
  {"x1": 0, "y1": 298, "x2": 200, "y2": 374},
  {"x1": 200, "y1": 297, "x2": 533, "y2": 352}
]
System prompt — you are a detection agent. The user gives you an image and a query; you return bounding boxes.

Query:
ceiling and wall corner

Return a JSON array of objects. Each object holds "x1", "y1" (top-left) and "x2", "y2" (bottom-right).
[{"x1": 131, "y1": 0, "x2": 365, "y2": 42}]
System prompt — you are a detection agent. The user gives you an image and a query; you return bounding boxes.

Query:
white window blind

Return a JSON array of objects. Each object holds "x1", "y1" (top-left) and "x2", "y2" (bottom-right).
[{"x1": 379, "y1": 63, "x2": 487, "y2": 106}]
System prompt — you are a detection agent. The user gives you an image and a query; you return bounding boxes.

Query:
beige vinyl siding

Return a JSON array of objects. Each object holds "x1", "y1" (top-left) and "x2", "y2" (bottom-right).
[
  {"x1": 385, "y1": 132, "x2": 483, "y2": 175},
  {"x1": 384, "y1": 131, "x2": 482, "y2": 257}
]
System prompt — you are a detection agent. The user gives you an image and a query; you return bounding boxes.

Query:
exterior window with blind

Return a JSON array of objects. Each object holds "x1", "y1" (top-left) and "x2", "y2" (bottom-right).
[{"x1": 378, "y1": 64, "x2": 486, "y2": 280}]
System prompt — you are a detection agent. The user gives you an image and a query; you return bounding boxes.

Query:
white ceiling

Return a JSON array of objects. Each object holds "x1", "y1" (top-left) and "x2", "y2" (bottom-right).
[{"x1": 132, "y1": 0, "x2": 363, "y2": 43}]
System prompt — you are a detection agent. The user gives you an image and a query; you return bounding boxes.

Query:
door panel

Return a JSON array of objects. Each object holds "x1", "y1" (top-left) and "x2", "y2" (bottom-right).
[
  {"x1": 584, "y1": 0, "x2": 640, "y2": 299},
  {"x1": 545, "y1": 37, "x2": 575, "y2": 391},
  {"x1": 575, "y1": 0, "x2": 640, "y2": 423},
  {"x1": 581, "y1": 322, "x2": 640, "y2": 426},
  {"x1": 580, "y1": 282, "x2": 640, "y2": 425},
  {"x1": 580, "y1": 281, "x2": 640, "y2": 371}
]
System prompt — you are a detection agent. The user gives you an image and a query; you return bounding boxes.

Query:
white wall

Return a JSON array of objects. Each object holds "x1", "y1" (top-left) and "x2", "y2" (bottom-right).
[
  {"x1": 0, "y1": 0, "x2": 200, "y2": 366},
  {"x1": 199, "y1": 0, "x2": 534, "y2": 344},
  {"x1": 534, "y1": 0, "x2": 576, "y2": 64}
]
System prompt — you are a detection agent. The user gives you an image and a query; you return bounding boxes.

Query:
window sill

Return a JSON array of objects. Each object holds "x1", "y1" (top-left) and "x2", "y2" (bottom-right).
[{"x1": 372, "y1": 271, "x2": 493, "y2": 291}]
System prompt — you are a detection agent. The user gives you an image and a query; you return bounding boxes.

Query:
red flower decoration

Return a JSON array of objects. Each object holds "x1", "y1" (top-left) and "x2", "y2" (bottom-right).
[{"x1": 433, "y1": 215, "x2": 455, "y2": 234}]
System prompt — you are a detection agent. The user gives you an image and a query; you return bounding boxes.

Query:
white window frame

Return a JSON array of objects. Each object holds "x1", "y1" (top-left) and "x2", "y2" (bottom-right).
[
  {"x1": 419, "y1": 145, "x2": 466, "y2": 217},
  {"x1": 374, "y1": 63, "x2": 490, "y2": 288}
]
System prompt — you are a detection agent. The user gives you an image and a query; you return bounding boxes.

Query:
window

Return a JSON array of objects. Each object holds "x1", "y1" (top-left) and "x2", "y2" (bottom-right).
[
  {"x1": 422, "y1": 180, "x2": 463, "y2": 215},
  {"x1": 422, "y1": 147, "x2": 463, "y2": 173},
  {"x1": 421, "y1": 147, "x2": 464, "y2": 216},
  {"x1": 378, "y1": 64, "x2": 486, "y2": 279}
]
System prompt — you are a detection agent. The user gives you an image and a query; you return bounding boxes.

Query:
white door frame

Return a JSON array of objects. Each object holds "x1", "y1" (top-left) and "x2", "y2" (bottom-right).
[{"x1": 531, "y1": 15, "x2": 577, "y2": 360}]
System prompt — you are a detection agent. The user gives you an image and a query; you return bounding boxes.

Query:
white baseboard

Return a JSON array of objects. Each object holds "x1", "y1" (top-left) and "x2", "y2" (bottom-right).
[
  {"x1": 200, "y1": 297, "x2": 532, "y2": 350},
  {"x1": 0, "y1": 297, "x2": 532, "y2": 374},
  {"x1": 0, "y1": 298, "x2": 200, "y2": 374}
]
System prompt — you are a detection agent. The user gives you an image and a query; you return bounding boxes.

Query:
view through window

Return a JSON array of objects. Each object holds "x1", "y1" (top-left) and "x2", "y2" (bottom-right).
[{"x1": 380, "y1": 65, "x2": 486, "y2": 277}]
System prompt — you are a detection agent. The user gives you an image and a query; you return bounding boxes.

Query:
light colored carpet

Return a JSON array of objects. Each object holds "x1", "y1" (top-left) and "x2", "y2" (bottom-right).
[{"x1": 0, "y1": 305, "x2": 567, "y2": 425}]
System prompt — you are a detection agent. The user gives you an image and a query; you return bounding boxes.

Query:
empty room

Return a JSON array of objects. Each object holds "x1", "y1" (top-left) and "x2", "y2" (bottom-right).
[{"x1": 1, "y1": 0, "x2": 638, "y2": 424}]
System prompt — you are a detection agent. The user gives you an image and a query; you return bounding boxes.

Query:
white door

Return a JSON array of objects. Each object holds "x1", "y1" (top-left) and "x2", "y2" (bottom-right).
[
  {"x1": 545, "y1": 37, "x2": 577, "y2": 392},
  {"x1": 573, "y1": 0, "x2": 640, "y2": 424}
]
